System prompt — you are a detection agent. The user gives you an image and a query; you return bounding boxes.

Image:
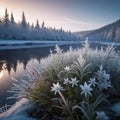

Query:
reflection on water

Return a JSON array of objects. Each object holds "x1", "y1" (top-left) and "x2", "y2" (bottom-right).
[
  {"x1": 0, "y1": 44, "x2": 81, "y2": 107},
  {"x1": 0, "y1": 46, "x2": 53, "y2": 107}
]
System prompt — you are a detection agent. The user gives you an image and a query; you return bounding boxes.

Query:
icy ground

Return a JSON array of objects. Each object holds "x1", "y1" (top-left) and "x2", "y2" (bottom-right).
[
  {"x1": 0, "y1": 98, "x2": 35, "y2": 120},
  {"x1": 0, "y1": 98, "x2": 120, "y2": 120}
]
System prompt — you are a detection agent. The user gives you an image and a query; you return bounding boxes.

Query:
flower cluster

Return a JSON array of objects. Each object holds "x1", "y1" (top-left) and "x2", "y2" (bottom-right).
[
  {"x1": 64, "y1": 77, "x2": 79, "y2": 87},
  {"x1": 51, "y1": 78, "x2": 93, "y2": 98},
  {"x1": 50, "y1": 65, "x2": 111, "y2": 119},
  {"x1": 51, "y1": 65, "x2": 111, "y2": 97}
]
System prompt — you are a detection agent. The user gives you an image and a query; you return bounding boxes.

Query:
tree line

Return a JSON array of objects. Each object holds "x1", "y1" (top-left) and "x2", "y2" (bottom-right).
[
  {"x1": 0, "y1": 9, "x2": 45, "y2": 29},
  {"x1": 0, "y1": 9, "x2": 79, "y2": 41}
]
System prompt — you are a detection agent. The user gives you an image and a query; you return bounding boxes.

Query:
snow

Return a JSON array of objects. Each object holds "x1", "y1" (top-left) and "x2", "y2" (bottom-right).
[
  {"x1": 0, "y1": 40, "x2": 79, "y2": 45},
  {"x1": 0, "y1": 40, "x2": 81, "y2": 50},
  {"x1": 89, "y1": 41, "x2": 120, "y2": 46},
  {"x1": 0, "y1": 98, "x2": 36, "y2": 120},
  {"x1": 0, "y1": 99, "x2": 120, "y2": 120},
  {"x1": 1, "y1": 40, "x2": 120, "y2": 50}
]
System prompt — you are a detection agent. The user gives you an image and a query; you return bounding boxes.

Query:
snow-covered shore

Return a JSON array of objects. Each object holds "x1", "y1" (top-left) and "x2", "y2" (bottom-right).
[
  {"x1": 0, "y1": 40, "x2": 81, "y2": 50},
  {"x1": 0, "y1": 98, "x2": 36, "y2": 120},
  {"x1": 0, "y1": 97, "x2": 120, "y2": 119},
  {"x1": 0, "y1": 40, "x2": 120, "y2": 50}
]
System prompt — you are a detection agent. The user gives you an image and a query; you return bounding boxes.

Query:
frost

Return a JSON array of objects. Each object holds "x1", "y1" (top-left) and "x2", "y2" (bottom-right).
[{"x1": 0, "y1": 98, "x2": 35, "y2": 120}]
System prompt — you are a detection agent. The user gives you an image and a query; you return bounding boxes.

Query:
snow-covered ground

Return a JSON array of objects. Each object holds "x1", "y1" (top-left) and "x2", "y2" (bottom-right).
[
  {"x1": 0, "y1": 98, "x2": 119, "y2": 120},
  {"x1": 0, "y1": 40, "x2": 81, "y2": 50},
  {"x1": 0, "y1": 98, "x2": 36, "y2": 120}
]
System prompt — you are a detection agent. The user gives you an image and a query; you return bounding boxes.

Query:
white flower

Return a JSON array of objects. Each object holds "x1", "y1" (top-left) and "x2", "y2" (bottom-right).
[
  {"x1": 69, "y1": 77, "x2": 79, "y2": 87},
  {"x1": 96, "y1": 65, "x2": 110, "y2": 81},
  {"x1": 51, "y1": 82, "x2": 65, "y2": 95},
  {"x1": 96, "y1": 111, "x2": 110, "y2": 120},
  {"x1": 98, "y1": 81, "x2": 111, "y2": 91},
  {"x1": 103, "y1": 71, "x2": 110, "y2": 80},
  {"x1": 80, "y1": 82, "x2": 93, "y2": 97},
  {"x1": 88, "y1": 78, "x2": 98, "y2": 87},
  {"x1": 64, "y1": 66, "x2": 70, "y2": 71},
  {"x1": 96, "y1": 65, "x2": 111, "y2": 90},
  {"x1": 64, "y1": 78, "x2": 70, "y2": 85}
]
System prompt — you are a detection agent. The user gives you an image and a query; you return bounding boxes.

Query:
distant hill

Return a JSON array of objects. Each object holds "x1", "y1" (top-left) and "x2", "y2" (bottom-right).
[
  {"x1": 74, "y1": 19, "x2": 120, "y2": 42},
  {"x1": 74, "y1": 30, "x2": 94, "y2": 38}
]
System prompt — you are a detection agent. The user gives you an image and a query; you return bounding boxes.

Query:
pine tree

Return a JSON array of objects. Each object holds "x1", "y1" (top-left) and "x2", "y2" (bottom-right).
[
  {"x1": 21, "y1": 11, "x2": 27, "y2": 28},
  {"x1": 4, "y1": 8, "x2": 9, "y2": 25},
  {"x1": 112, "y1": 28, "x2": 116, "y2": 41},
  {"x1": 68, "y1": 30, "x2": 71, "y2": 35},
  {"x1": 60, "y1": 27, "x2": 63, "y2": 32},
  {"x1": 27, "y1": 22, "x2": 30, "y2": 28},
  {"x1": 31, "y1": 23, "x2": 34, "y2": 28},
  {"x1": 35, "y1": 19, "x2": 40, "y2": 29},
  {"x1": 41, "y1": 21, "x2": 45, "y2": 28},
  {"x1": 11, "y1": 13, "x2": 15, "y2": 24}
]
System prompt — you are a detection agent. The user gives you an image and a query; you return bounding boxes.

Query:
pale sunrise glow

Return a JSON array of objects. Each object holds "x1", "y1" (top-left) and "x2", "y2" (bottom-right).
[{"x1": 0, "y1": 0, "x2": 120, "y2": 31}]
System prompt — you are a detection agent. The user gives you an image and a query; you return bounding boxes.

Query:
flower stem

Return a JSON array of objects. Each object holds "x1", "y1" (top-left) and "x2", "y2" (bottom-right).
[{"x1": 58, "y1": 91, "x2": 68, "y2": 107}]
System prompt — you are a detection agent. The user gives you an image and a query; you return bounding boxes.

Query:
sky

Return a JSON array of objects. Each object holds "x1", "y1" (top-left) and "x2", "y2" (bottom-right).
[{"x1": 0, "y1": 0, "x2": 120, "y2": 32}]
